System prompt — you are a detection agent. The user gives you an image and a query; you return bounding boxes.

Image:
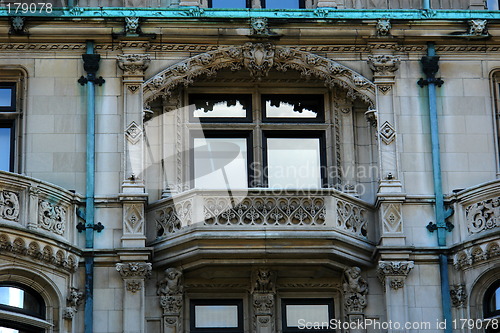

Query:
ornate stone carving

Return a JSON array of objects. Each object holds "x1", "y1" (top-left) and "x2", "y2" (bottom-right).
[
  {"x1": 10, "y1": 16, "x2": 26, "y2": 34},
  {"x1": 0, "y1": 233, "x2": 78, "y2": 272},
  {"x1": 253, "y1": 294, "x2": 274, "y2": 315},
  {"x1": 38, "y1": 200, "x2": 66, "y2": 235},
  {"x1": 0, "y1": 190, "x2": 20, "y2": 221},
  {"x1": 125, "y1": 17, "x2": 140, "y2": 35},
  {"x1": 155, "y1": 199, "x2": 192, "y2": 237},
  {"x1": 342, "y1": 267, "x2": 368, "y2": 313},
  {"x1": 364, "y1": 108, "x2": 377, "y2": 127},
  {"x1": 454, "y1": 241, "x2": 500, "y2": 270},
  {"x1": 144, "y1": 43, "x2": 376, "y2": 107},
  {"x1": 157, "y1": 267, "x2": 183, "y2": 296},
  {"x1": 250, "y1": 18, "x2": 270, "y2": 36},
  {"x1": 379, "y1": 121, "x2": 396, "y2": 145},
  {"x1": 127, "y1": 85, "x2": 140, "y2": 94},
  {"x1": 252, "y1": 268, "x2": 276, "y2": 294},
  {"x1": 465, "y1": 197, "x2": 500, "y2": 234},
  {"x1": 242, "y1": 42, "x2": 275, "y2": 78},
  {"x1": 468, "y1": 19, "x2": 487, "y2": 36},
  {"x1": 125, "y1": 121, "x2": 142, "y2": 145},
  {"x1": 124, "y1": 204, "x2": 144, "y2": 234},
  {"x1": 126, "y1": 280, "x2": 142, "y2": 293},
  {"x1": 367, "y1": 55, "x2": 400, "y2": 77},
  {"x1": 377, "y1": 261, "x2": 414, "y2": 289},
  {"x1": 64, "y1": 287, "x2": 83, "y2": 319},
  {"x1": 382, "y1": 203, "x2": 402, "y2": 233},
  {"x1": 450, "y1": 284, "x2": 467, "y2": 308},
  {"x1": 376, "y1": 19, "x2": 391, "y2": 36},
  {"x1": 378, "y1": 85, "x2": 392, "y2": 94},
  {"x1": 117, "y1": 54, "x2": 151, "y2": 76},
  {"x1": 336, "y1": 200, "x2": 367, "y2": 238},
  {"x1": 116, "y1": 262, "x2": 152, "y2": 278},
  {"x1": 160, "y1": 295, "x2": 183, "y2": 315},
  {"x1": 204, "y1": 196, "x2": 326, "y2": 227}
]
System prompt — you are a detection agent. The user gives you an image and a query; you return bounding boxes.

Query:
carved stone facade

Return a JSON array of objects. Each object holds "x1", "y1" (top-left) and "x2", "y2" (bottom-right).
[
  {"x1": 342, "y1": 266, "x2": 368, "y2": 313},
  {"x1": 117, "y1": 54, "x2": 151, "y2": 76},
  {"x1": 465, "y1": 196, "x2": 500, "y2": 234},
  {"x1": 157, "y1": 268, "x2": 184, "y2": 333},
  {"x1": 450, "y1": 284, "x2": 467, "y2": 308},
  {"x1": 377, "y1": 261, "x2": 414, "y2": 290},
  {"x1": 251, "y1": 269, "x2": 276, "y2": 333},
  {"x1": 38, "y1": 200, "x2": 66, "y2": 235},
  {"x1": 0, "y1": 190, "x2": 19, "y2": 222}
]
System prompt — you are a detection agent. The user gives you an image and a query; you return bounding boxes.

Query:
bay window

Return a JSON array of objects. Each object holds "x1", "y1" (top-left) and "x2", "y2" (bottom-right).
[
  {"x1": 0, "y1": 81, "x2": 19, "y2": 173},
  {"x1": 189, "y1": 89, "x2": 332, "y2": 190}
]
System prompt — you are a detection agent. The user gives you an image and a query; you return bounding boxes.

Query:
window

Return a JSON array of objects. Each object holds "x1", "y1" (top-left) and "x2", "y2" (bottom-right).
[
  {"x1": 0, "y1": 77, "x2": 22, "y2": 173},
  {"x1": 208, "y1": 0, "x2": 305, "y2": 8},
  {"x1": 0, "y1": 283, "x2": 46, "y2": 333},
  {"x1": 190, "y1": 299, "x2": 244, "y2": 333},
  {"x1": 281, "y1": 298, "x2": 334, "y2": 332},
  {"x1": 189, "y1": 90, "x2": 331, "y2": 190},
  {"x1": 487, "y1": 0, "x2": 499, "y2": 10}
]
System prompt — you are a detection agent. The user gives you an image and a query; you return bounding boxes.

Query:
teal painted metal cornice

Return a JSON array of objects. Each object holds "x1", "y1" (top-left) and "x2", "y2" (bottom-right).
[{"x1": 2, "y1": 7, "x2": 500, "y2": 20}]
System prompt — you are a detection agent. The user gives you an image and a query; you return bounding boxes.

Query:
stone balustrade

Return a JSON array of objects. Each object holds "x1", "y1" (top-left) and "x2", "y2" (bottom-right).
[
  {"x1": 0, "y1": 171, "x2": 81, "y2": 246},
  {"x1": 147, "y1": 189, "x2": 374, "y2": 241}
]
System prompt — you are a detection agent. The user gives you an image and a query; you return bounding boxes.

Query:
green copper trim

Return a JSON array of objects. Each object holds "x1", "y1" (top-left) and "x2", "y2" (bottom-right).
[{"x1": 1, "y1": 7, "x2": 500, "y2": 20}]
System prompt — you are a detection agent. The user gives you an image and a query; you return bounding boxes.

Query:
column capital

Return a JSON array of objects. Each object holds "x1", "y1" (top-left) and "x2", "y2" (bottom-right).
[
  {"x1": 117, "y1": 53, "x2": 151, "y2": 77},
  {"x1": 377, "y1": 261, "x2": 414, "y2": 290},
  {"x1": 116, "y1": 262, "x2": 152, "y2": 279}
]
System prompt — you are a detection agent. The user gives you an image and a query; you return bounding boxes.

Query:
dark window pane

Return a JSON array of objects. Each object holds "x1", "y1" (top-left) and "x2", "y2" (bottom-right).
[
  {"x1": 211, "y1": 0, "x2": 246, "y2": 8},
  {"x1": 488, "y1": 286, "x2": 500, "y2": 313},
  {"x1": 0, "y1": 85, "x2": 14, "y2": 109},
  {"x1": 265, "y1": 0, "x2": 300, "y2": 9},
  {"x1": 0, "y1": 286, "x2": 44, "y2": 318},
  {"x1": 189, "y1": 94, "x2": 251, "y2": 119},
  {"x1": 262, "y1": 94, "x2": 323, "y2": 121},
  {"x1": 0, "y1": 127, "x2": 12, "y2": 171}
]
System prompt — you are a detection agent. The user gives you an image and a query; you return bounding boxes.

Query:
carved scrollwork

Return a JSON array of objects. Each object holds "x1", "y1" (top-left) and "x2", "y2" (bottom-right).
[
  {"x1": 336, "y1": 201, "x2": 367, "y2": 238},
  {"x1": 465, "y1": 197, "x2": 500, "y2": 234},
  {"x1": 143, "y1": 43, "x2": 376, "y2": 107},
  {"x1": 253, "y1": 294, "x2": 274, "y2": 315},
  {"x1": 38, "y1": 200, "x2": 66, "y2": 235},
  {"x1": 0, "y1": 190, "x2": 20, "y2": 221},
  {"x1": 367, "y1": 55, "x2": 400, "y2": 77},
  {"x1": 160, "y1": 295, "x2": 183, "y2": 315},
  {"x1": 204, "y1": 197, "x2": 326, "y2": 227},
  {"x1": 377, "y1": 261, "x2": 414, "y2": 290}
]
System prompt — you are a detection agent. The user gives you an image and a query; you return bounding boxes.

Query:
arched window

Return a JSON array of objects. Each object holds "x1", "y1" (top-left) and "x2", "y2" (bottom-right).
[
  {"x1": 0, "y1": 283, "x2": 47, "y2": 333},
  {"x1": 484, "y1": 280, "x2": 500, "y2": 318}
]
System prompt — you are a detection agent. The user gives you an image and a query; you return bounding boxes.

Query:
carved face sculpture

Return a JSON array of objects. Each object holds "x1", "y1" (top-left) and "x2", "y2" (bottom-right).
[
  {"x1": 376, "y1": 19, "x2": 391, "y2": 35},
  {"x1": 251, "y1": 18, "x2": 268, "y2": 35},
  {"x1": 469, "y1": 20, "x2": 487, "y2": 36},
  {"x1": 125, "y1": 17, "x2": 139, "y2": 34}
]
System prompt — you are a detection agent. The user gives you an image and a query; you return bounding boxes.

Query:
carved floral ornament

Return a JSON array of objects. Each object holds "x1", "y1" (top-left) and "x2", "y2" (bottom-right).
[
  {"x1": 0, "y1": 190, "x2": 20, "y2": 221},
  {"x1": 465, "y1": 196, "x2": 500, "y2": 234},
  {"x1": 367, "y1": 55, "x2": 401, "y2": 77},
  {"x1": 143, "y1": 42, "x2": 376, "y2": 108},
  {"x1": 116, "y1": 262, "x2": 152, "y2": 279},
  {"x1": 117, "y1": 54, "x2": 151, "y2": 76}
]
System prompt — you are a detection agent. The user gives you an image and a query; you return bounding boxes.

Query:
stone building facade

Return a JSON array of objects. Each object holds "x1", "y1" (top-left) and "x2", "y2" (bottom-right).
[{"x1": 0, "y1": 1, "x2": 499, "y2": 332}]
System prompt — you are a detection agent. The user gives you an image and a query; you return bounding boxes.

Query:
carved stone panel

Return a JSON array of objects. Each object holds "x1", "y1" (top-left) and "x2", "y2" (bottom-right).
[
  {"x1": 38, "y1": 200, "x2": 66, "y2": 235},
  {"x1": 465, "y1": 197, "x2": 500, "y2": 234},
  {"x1": 342, "y1": 267, "x2": 368, "y2": 313},
  {"x1": 0, "y1": 190, "x2": 20, "y2": 221},
  {"x1": 381, "y1": 203, "x2": 402, "y2": 233},
  {"x1": 450, "y1": 284, "x2": 467, "y2": 308},
  {"x1": 116, "y1": 262, "x2": 152, "y2": 279},
  {"x1": 124, "y1": 204, "x2": 145, "y2": 234}
]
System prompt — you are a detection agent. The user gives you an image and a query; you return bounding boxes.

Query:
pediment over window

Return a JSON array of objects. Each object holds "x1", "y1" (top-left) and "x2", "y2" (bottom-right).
[{"x1": 143, "y1": 42, "x2": 376, "y2": 108}]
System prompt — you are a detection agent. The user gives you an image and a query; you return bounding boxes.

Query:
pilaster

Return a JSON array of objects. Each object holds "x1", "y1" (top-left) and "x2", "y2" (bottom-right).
[
  {"x1": 251, "y1": 269, "x2": 276, "y2": 333},
  {"x1": 367, "y1": 46, "x2": 402, "y2": 195},
  {"x1": 377, "y1": 261, "x2": 414, "y2": 333},
  {"x1": 116, "y1": 262, "x2": 152, "y2": 333},
  {"x1": 157, "y1": 267, "x2": 184, "y2": 333}
]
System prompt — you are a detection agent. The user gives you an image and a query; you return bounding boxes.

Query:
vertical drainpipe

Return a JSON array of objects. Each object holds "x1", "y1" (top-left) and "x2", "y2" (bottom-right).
[
  {"x1": 423, "y1": 0, "x2": 431, "y2": 10},
  {"x1": 78, "y1": 41, "x2": 105, "y2": 333},
  {"x1": 84, "y1": 41, "x2": 95, "y2": 333},
  {"x1": 418, "y1": 43, "x2": 453, "y2": 333}
]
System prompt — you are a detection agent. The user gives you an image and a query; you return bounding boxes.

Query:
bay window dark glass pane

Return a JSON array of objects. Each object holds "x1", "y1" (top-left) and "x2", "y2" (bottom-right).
[
  {"x1": 211, "y1": 0, "x2": 247, "y2": 8},
  {"x1": 262, "y1": 94, "x2": 323, "y2": 121},
  {"x1": 190, "y1": 94, "x2": 251, "y2": 120},
  {"x1": 0, "y1": 285, "x2": 44, "y2": 318},
  {"x1": 0, "y1": 85, "x2": 15, "y2": 109},
  {"x1": 0, "y1": 127, "x2": 12, "y2": 171}
]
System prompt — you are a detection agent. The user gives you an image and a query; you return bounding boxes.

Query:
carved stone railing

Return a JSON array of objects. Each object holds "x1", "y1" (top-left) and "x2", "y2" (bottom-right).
[
  {"x1": 147, "y1": 189, "x2": 374, "y2": 241},
  {"x1": 453, "y1": 180, "x2": 500, "y2": 238},
  {"x1": 0, "y1": 171, "x2": 81, "y2": 246}
]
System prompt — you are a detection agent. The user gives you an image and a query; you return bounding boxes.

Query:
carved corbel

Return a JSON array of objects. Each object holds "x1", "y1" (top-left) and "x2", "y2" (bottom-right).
[
  {"x1": 377, "y1": 261, "x2": 414, "y2": 291},
  {"x1": 450, "y1": 284, "x2": 467, "y2": 308},
  {"x1": 342, "y1": 267, "x2": 368, "y2": 314},
  {"x1": 117, "y1": 54, "x2": 151, "y2": 76},
  {"x1": 63, "y1": 287, "x2": 84, "y2": 320},
  {"x1": 367, "y1": 55, "x2": 400, "y2": 78}
]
